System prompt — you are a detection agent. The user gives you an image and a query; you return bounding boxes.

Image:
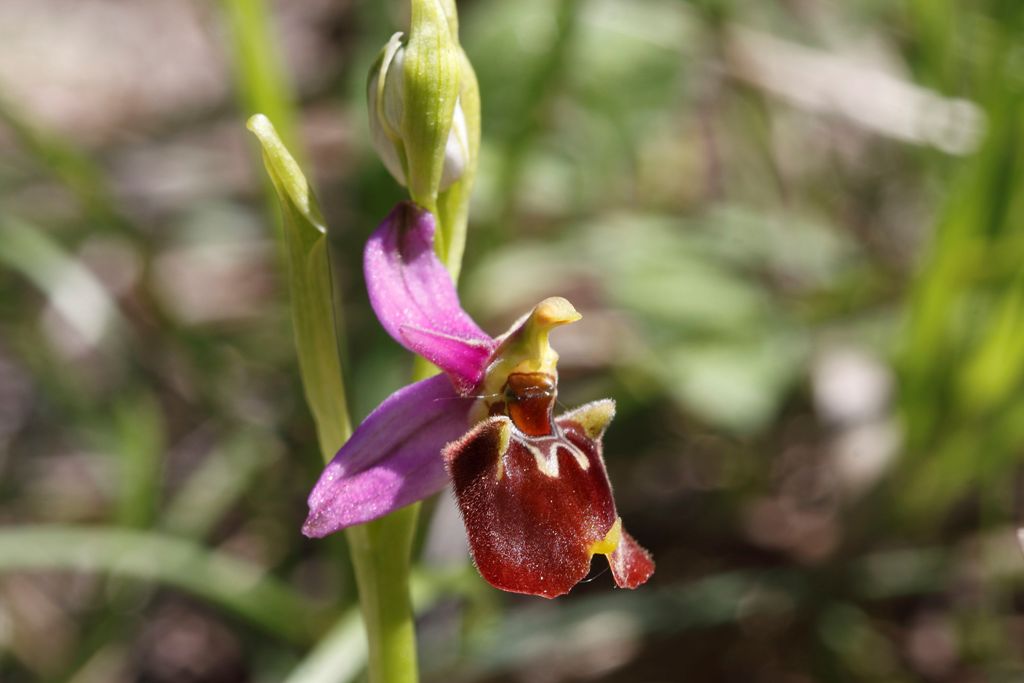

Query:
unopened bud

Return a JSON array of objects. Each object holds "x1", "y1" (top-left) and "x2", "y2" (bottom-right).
[{"x1": 367, "y1": 25, "x2": 468, "y2": 198}]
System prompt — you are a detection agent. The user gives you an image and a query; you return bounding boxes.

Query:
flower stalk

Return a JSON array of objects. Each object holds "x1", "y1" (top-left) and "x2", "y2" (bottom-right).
[{"x1": 345, "y1": 507, "x2": 420, "y2": 683}]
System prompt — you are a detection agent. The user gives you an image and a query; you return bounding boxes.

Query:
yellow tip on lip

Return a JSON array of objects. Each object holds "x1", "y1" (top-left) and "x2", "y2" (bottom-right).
[
  {"x1": 534, "y1": 297, "x2": 582, "y2": 328},
  {"x1": 588, "y1": 517, "x2": 622, "y2": 557}
]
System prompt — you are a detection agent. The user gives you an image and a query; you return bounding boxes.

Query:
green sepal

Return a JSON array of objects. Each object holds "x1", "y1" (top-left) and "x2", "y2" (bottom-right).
[
  {"x1": 436, "y1": 46, "x2": 481, "y2": 279},
  {"x1": 367, "y1": 32, "x2": 410, "y2": 187},
  {"x1": 403, "y1": 0, "x2": 462, "y2": 211}
]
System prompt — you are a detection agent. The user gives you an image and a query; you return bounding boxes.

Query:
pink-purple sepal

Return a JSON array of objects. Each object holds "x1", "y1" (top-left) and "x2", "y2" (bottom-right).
[
  {"x1": 302, "y1": 374, "x2": 473, "y2": 537},
  {"x1": 364, "y1": 202, "x2": 496, "y2": 394}
]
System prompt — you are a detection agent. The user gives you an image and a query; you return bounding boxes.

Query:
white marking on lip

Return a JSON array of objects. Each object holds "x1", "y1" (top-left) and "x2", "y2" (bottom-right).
[{"x1": 518, "y1": 424, "x2": 590, "y2": 478}]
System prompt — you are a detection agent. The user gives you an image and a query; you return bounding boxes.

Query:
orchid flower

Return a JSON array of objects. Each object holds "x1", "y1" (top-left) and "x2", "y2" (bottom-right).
[{"x1": 303, "y1": 202, "x2": 654, "y2": 598}]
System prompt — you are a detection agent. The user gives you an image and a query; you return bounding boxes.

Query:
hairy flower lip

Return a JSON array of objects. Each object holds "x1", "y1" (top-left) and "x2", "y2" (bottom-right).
[{"x1": 443, "y1": 402, "x2": 655, "y2": 598}]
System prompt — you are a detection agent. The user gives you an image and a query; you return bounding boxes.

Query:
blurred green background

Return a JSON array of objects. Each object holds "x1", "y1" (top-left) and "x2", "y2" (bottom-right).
[{"x1": 2, "y1": 0, "x2": 1024, "y2": 681}]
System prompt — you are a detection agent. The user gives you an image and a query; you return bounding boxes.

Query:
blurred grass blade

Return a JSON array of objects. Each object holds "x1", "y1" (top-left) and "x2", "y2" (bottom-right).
[
  {"x1": 0, "y1": 94, "x2": 128, "y2": 231},
  {"x1": 282, "y1": 567, "x2": 465, "y2": 683},
  {"x1": 220, "y1": 0, "x2": 299, "y2": 153},
  {"x1": 454, "y1": 541, "x2": 1022, "y2": 678},
  {"x1": 111, "y1": 396, "x2": 165, "y2": 528},
  {"x1": 492, "y1": 0, "x2": 582, "y2": 228},
  {"x1": 163, "y1": 430, "x2": 279, "y2": 538},
  {"x1": 247, "y1": 114, "x2": 352, "y2": 457},
  {"x1": 283, "y1": 610, "x2": 366, "y2": 683},
  {"x1": 897, "y1": 13, "x2": 1024, "y2": 519},
  {"x1": 0, "y1": 217, "x2": 123, "y2": 350},
  {"x1": 0, "y1": 526, "x2": 325, "y2": 645}
]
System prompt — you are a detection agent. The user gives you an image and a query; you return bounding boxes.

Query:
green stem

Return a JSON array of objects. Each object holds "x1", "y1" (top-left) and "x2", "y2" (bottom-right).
[
  {"x1": 345, "y1": 508, "x2": 421, "y2": 683},
  {"x1": 344, "y1": 356, "x2": 438, "y2": 683}
]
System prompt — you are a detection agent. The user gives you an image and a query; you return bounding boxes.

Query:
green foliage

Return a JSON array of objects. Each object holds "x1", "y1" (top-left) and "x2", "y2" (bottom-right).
[
  {"x1": 0, "y1": 526, "x2": 326, "y2": 644},
  {"x1": 898, "y1": 4, "x2": 1024, "y2": 520}
]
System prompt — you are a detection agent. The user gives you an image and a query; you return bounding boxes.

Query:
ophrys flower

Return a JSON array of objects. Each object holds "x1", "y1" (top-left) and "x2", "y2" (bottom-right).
[{"x1": 303, "y1": 202, "x2": 654, "y2": 598}]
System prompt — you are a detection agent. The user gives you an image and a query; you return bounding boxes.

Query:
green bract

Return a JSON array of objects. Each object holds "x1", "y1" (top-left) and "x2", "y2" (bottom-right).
[{"x1": 246, "y1": 114, "x2": 351, "y2": 458}]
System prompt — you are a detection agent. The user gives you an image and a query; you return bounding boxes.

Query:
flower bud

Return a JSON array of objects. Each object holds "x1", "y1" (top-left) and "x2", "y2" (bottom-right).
[{"x1": 367, "y1": 16, "x2": 468, "y2": 200}]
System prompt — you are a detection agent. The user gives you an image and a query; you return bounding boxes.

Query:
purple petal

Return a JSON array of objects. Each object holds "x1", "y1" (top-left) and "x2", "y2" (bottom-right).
[
  {"x1": 303, "y1": 375, "x2": 473, "y2": 536},
  {"x1": 364, "y1": 202, "x2": 496, "y2": 394}
]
